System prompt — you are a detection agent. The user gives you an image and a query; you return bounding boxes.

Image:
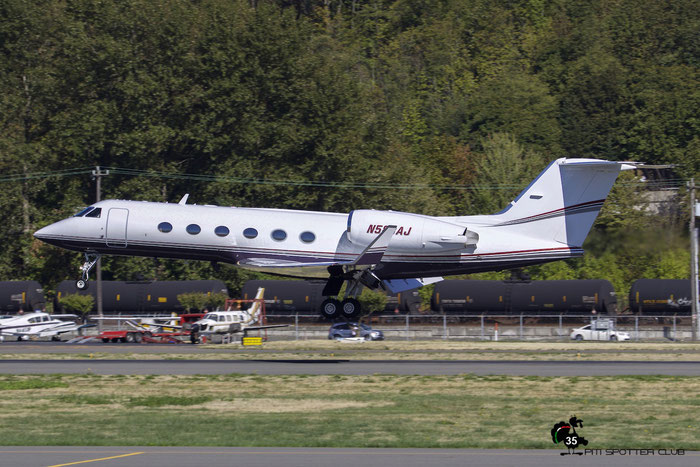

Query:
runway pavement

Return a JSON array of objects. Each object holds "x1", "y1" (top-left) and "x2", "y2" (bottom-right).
[
  {"x1": 3, "y1": 341, "x2": 700, "y2": 355},
  {"x1": 2, "y1": 359, "x2": 700, "y2": 375},
  {"x1": 1, "y1": 447, "x2": 696, "y2": 467}
]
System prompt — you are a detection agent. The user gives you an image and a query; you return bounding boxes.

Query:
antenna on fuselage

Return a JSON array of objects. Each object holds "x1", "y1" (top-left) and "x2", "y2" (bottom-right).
[{"x1": 178, "y1": 194, "x2": 190, "y2": 205}]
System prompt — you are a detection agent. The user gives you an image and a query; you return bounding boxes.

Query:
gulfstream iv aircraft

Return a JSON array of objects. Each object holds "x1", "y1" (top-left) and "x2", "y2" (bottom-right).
[{"x1": 34, "y1": 158, "x2": 634, "y2": 319}]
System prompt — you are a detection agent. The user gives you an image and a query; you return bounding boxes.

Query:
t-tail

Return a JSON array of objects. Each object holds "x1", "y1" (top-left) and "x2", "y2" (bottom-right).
[{"x1": 487, "y1": 158, "x2": 633, "y2": 247}]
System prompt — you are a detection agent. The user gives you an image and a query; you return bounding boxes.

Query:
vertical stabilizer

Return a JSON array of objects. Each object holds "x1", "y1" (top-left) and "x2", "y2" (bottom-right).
[
  {"x1": 490, "y1": 158, "x2": 624, "y2": 247},
  {"x1": 244, "y1": 287, "x2": 265, "y2": 325}
]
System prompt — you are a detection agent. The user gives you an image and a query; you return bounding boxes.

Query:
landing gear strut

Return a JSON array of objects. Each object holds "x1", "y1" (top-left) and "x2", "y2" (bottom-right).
[
  {"x1": 76, "y1": 252, "x2": 100, "y2": 290},
  {"x1": 320, "y1": 272, "x2": 381, "y2": 321}
]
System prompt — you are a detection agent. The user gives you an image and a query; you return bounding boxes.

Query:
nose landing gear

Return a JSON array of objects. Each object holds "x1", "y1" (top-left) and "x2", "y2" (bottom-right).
[{"x1": 76, "y1": 253, "x2": 101, "y2": 290}]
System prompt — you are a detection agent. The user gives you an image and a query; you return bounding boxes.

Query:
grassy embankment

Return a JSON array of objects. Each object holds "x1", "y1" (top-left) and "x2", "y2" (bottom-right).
[{"x1": 1, "y1": 373, "x2": 699, "y2": 449}]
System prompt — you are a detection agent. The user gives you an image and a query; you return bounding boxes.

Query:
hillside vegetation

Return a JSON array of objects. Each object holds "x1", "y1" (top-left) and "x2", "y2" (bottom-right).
[{"x1": 1, "y1": 0, "x2": 697, "y2": 298}]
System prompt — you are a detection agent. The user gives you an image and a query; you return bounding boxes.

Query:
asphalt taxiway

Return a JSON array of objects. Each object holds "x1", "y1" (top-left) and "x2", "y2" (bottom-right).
[
  {"x1": 1, "y1": 447, "x2": 696, "y2": 467},
  {"x1": 2, "y1": 359, "x2": 700, "y2": 375}
]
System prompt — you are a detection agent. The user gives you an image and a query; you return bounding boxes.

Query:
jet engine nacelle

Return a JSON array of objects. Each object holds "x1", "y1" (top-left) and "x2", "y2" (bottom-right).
[{"x1": 346, "y1": 210, "x2": 478, "y2": 251}]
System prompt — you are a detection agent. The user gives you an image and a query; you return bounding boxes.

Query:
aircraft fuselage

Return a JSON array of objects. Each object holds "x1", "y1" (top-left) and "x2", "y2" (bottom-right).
[{"x1": 34, "y1": 199, "x2": 580, "y2": 280}]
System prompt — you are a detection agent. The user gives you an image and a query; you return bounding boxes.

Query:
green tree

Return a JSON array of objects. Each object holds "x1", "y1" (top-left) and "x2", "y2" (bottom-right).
[
  {"x1": 469, "y1": 133, "x2": 546, "y2": 214},
  {"x1": 59, "y1": 293, "x2": 94, "y2": 319}
]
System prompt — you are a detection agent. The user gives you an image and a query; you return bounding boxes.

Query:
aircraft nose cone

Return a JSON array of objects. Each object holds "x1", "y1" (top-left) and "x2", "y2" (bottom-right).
[{"x1": 33, "y1": 223, "x2": 58, "y2": 239}]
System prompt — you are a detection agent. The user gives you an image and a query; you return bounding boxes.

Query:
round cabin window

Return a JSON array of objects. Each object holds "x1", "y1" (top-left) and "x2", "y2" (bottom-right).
[
  {"x1": 214, "y1": 226, "x2": 230, "y2": 237},
  {"x1": 158, "y1": 222, "x2": 173, "y2": 233},
  {"x1": 271, "y1": 229, "x2": 287, "y2": 241}
]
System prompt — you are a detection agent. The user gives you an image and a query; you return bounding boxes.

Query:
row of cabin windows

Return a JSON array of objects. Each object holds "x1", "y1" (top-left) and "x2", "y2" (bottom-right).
[{"x1": 157, "y1": 222, "x2": 316, "y2": 243}]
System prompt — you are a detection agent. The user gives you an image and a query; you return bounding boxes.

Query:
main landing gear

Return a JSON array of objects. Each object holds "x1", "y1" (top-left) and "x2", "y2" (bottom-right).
[
  {"x1": 75, "y1": 253, "x2": 100, "y2": 290},
  {"x1": 319, "y1": 270, "x2": 382, "y2": 321},
  {"x1": 320, "y1": 297, "x2": 361, "y2": 321}
]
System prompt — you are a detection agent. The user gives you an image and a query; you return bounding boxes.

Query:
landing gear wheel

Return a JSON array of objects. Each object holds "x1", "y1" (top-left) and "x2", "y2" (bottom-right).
[
  {"x1": 75, "y1": 252, "x2": 100, "y2": 291},
  {"x1": 320, "y1": 298, "x2": 342, "y2": 320},
  {"x1": 341, "y1": 298, "x2": 361, "y2": 319}
]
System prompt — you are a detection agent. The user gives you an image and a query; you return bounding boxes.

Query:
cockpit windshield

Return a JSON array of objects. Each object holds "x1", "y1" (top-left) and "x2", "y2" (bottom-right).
[
  {"x1": 73, "y1": 207, "x2": 94, "y2": 217},
  {"x1": 203, "y1": 313, "x2": 217, "y2": 321},
  {"x1": 85, "y1": 208, "x2": 102, "y2": 218}
]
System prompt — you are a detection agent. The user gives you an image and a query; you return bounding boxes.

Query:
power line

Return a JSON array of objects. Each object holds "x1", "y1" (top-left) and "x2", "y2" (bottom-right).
[{"x1": 0, "y1": 166, "x2": 688, "y2": 191}]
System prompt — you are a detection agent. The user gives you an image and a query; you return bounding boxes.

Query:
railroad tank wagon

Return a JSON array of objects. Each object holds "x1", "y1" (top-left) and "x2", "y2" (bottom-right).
[
  {"x1": 241, "y1": 280, "x2": 421, "y2": 314},
  {"x1": 628, "y1": 279, "x2": 694, "y2": 314},
  {"x1": 431, "y1": 279, "x2": 616, "y2": 314},
  {"x1": 55, "y1": 280, "x2": 228, "y2": 313},
  {"x1": 0, "y1": 281, "x2": 45, "y2": 312}
]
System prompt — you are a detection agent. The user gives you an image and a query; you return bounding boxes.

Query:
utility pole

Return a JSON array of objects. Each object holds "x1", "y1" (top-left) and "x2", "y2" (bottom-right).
[
  {"x1": 690, "y1": 179, "x2": 698, "y2": 341},
  {"x1": 92, "y1": 166, "x2": 109, "y2": 331}
]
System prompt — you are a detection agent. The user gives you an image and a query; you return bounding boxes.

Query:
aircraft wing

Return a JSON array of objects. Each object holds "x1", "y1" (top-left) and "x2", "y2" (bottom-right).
[
  {"x1": 242, "y1": 324, "x2": 289, "y2": 332},
  {"x1": 383, "y1": 277, "x2": 444, "y2": 293},
  {"x1": 125, "y1": 320, "x2": 183, "y2": 331},
  {"x1": 237, "y1": 258, "x2": 349, "y2": 268},
  {"x1": 93, "y1": 317, "x2": 183, "y2": 329}
]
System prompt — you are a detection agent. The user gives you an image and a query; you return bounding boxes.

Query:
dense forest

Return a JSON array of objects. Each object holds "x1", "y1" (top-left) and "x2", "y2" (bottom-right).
[{"x1": 1, "y1": 0, "x2": 698, "y2": 302}]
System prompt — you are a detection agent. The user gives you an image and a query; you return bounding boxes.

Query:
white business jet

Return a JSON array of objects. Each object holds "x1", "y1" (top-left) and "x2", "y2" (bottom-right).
[
  {"x1": 0, "y1": 312, "x2": 84, "y2": 341},
  {"x1": 34, "y1": 158, "x2": 636, "y2": 320}
]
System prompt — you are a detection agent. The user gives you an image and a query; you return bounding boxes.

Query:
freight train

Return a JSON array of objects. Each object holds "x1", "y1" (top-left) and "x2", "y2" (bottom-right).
[
  {"x1": 0, "y1": 281, "x2": 45, "y2": 312},
  {"x1": 431, "y1": 279, "x2": 618, "y2": 315},
  {"x1": 628, "y1": 279, "x2": 695, "y2": 315},
  {"x1": 0, "y1": 279, "x2": 696, "y2": 316},
  {"x1": 54, "y1": 280, "x2": 228, "y2": 314}
]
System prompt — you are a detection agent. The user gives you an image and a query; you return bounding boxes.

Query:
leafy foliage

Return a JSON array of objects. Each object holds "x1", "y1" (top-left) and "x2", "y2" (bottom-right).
[
  {"x1": 358, "y1": 288, "x2": 388, "y2": 316},
  {"x1": 0, "y1": 0, "x2": 695, "y2": 298},
  {"x1": 59, "y1": 293, "x2": 95, "y2": 317},
  {"x1": 176, "y1": 292, "x2": 228, "y2": 312}
]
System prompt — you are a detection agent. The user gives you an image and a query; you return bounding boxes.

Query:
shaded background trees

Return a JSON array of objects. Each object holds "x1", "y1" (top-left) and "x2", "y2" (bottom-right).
[{"x1": 1, "y1": 0, "x2": 697, "y2": 299}]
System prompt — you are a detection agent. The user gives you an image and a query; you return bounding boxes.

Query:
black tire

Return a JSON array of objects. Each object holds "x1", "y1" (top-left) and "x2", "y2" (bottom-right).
[
  {"x1": 574, "y1": 334, "x2": 583, "y2": 341},
  {"x1": 320, "y1": 298, "x2": 342, "y2": 320},
  {"x1": 75, "y1": 279, "x2": 88, "y2": 290},
  {"x1": 364, "y1": 334, "x2": 373, "y2": 341},
  {"x1": 134, "y1": 332, "x2": 143, "y2": 343},
  {"x1": 610, "y1": 335, "x2": 618, "y2": 341},
  {"x1": 125, "y1": 333, "x2": 135, "y2": 343},
  {"x1": 341, "y1": 298, "x2": 361, "y2": 319},
  {"x1": 101, "y1": 338, "x2": 110, "y2": 343}
]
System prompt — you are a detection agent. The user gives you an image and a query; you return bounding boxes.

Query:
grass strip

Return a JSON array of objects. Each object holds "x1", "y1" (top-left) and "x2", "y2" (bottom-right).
[{"x1": 0, "y1": 373, "x2": 698, "y2": 449}]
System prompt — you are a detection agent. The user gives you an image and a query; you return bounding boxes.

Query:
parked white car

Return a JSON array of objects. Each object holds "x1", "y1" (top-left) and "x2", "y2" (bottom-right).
[{"x1": 570, "y1": 322, "x2": 630, "y2": 341}]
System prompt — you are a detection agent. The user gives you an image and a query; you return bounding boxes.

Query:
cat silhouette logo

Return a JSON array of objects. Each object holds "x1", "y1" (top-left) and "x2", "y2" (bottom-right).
[{"x1": 551, "y1": 416, "x2": 589, "y2": 456}]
